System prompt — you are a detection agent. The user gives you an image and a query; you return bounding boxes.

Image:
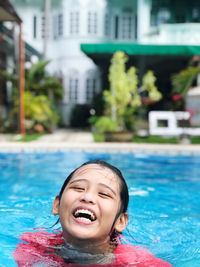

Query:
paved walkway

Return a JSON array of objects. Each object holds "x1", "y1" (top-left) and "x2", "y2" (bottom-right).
[
  {"x1": 32, "y1": 129, "x2": 94, "y2": 143},
  {"x1": 1, "y1": 129, "x2": 200, "y2": 154},
  {"x1": 0, "y1": 129, "x2": 94, "y2": 143}
]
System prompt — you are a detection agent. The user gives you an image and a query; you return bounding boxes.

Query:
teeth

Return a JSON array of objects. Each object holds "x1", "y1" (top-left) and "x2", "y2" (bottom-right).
[{"x1": 74, "y1": 209, "x2": 95, "y2": 221}]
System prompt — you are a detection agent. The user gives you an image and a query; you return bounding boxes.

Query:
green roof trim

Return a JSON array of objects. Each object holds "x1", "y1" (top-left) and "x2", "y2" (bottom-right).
[
  {"x1": 0, "y1": 24, "x2": 42, "y2": 58},
  {"x1": 80, "y1": 43, "x2": 200, "y2": 56}
]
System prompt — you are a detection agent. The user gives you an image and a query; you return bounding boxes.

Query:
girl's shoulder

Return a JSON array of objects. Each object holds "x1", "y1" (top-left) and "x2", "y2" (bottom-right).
[
  {"x1": 19, "y1": 230, "x2": 64, "y2": 246},
  {"x1": 13, "y1": 231, "x2": 65, "y2": 267},
  {"x1": 114, "y1": 244, "x2": 172, "y2": 267}
]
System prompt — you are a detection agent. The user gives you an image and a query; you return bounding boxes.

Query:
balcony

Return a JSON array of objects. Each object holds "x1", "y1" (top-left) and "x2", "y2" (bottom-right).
[{"x1": 142, "y1": 23, "x2": 200, "y2": 45}]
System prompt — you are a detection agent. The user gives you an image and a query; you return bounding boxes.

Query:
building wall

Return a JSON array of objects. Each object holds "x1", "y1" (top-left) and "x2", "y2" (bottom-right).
[
  {"x1": 12, "y1": 0, "x2": 110, "y2": 125},
  {"x1": 11, "y1": 0, "x2": 200, "y2": 125}
]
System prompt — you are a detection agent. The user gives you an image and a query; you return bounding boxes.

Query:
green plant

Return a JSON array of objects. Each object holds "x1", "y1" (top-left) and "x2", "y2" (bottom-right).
[
  {"x1": 90, "y1": 51, "x2": 162, "y2": 134},
  {"x1": 24, "y1": 91, "x2": 59, "y2": 130},
  {"x1": 25, "y1": 60, "x2": 63, "y2": 100},
  {"x1": 171, "y1": 59, "x2": 200, "y2": 110},
  {"x1": 171, "y1": 65, "x2": 200, "y2": 96},
  {"x1": 0, "y1": 60, "x2": 63, "y2": 133},
  {"x1": 18, "y1": 133, "x2": 43, "y2": 142},
  {"x1": 93, "y1": 116, "x2": 118, "y2": 134}
]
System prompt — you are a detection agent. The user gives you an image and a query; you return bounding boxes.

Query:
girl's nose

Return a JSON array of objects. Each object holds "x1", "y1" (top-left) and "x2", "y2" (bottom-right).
[{"x1": 80, "y1": 191, "x2": 95, "y2": 204}]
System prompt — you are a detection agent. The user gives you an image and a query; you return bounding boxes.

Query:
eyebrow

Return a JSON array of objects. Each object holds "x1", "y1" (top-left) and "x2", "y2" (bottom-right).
[
  {"x1": 68, "y1": 178, "x2": 86, "y2": 185},
  {"x1": 69, "y1": 179, "x2": 117, "y2": 196}
]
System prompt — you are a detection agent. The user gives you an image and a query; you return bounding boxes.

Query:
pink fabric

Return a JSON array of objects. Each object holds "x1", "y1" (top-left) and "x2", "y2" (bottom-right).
[
  {"x1": 14, "y1": 231, "x2": 172, "y2": 267},
  {"x1": 114, "y1": 245, "x2": 172, "y2": 266}
]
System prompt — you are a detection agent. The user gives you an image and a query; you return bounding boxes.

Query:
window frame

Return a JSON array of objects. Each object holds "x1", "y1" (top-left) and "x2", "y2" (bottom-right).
[
  {"x1": 70, "y1": 11, "x2": 80, "y2": 35},
  {"x1": 68, "y1": 76, "x2": 79, "y2": 103},
  {"x1": 87, "y1": 11, "x2": 98, "y2": 35}
]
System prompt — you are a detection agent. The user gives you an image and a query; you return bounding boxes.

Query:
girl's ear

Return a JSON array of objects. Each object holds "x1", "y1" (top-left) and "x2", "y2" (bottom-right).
[
  {"x1": 52, "y1": 196, "x2": 60, "y2": 215},
  {"x1": 114, "y1": 212, "x2": 128, "y2": 233}
]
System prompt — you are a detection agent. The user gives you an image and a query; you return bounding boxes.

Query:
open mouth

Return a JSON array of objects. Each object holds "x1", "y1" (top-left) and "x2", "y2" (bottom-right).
[{"x1": 73, "y1": 208, "x2": 96, "y2": 222}]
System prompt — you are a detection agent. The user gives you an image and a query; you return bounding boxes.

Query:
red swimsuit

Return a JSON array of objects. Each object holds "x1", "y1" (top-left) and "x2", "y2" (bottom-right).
[{"x1": 14, "y1": 231, "x2": 172, "y2": 267}]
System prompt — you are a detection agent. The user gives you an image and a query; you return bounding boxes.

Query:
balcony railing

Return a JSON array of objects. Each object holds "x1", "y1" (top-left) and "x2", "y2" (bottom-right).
[{"x1": 142, "y1": 23, "x2": 200, "y2": 45}]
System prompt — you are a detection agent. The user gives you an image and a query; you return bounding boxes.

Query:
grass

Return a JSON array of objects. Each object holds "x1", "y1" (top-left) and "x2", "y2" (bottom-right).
[
  {"x1": 93, "y1": 133, "x2": 179, "y2": 143},
  {"x1": 16, "y1": 132, "x2": 200, "y2": 144},
  {"x1": 18, "y1": 133, "x2": 43, "y2": 142},
  {"x1": 133, "y1": 135, "x2": 179, "y2": 144},
  {"x1": 191, "y1": 136, "x2": 200, "y2": 144},
  {"x1": 93, "y1": 132, "x2": 200, "y2": 144},
  {"x1": 132, "y1": 135, "x2": 200, "y2": 144}
]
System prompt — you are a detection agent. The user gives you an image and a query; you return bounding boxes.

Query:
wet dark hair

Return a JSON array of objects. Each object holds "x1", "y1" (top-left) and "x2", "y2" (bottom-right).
[{"x1": 58, "y1": 159, "x2": 129, "y2": 214}]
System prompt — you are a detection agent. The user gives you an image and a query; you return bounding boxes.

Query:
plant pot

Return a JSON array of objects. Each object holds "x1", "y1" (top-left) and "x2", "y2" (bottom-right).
[{"x1": 105, "y1": 131, "x2": 133, "y2": 142}]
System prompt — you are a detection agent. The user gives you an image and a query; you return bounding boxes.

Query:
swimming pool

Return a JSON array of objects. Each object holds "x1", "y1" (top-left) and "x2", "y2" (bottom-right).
[{"x1": 0, "y1": 151, "x2": 199, "y2": 266}]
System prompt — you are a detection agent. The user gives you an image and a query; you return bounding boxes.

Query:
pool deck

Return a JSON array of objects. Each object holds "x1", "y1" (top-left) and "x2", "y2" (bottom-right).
[{"x1": 1, "y1": 129, "x2": 200, "y2": 154}]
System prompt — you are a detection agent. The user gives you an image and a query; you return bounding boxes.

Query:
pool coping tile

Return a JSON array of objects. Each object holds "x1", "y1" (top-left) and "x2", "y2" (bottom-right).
[{"x1": 1, "y1": 142, "x2": 200, "y2": 155}]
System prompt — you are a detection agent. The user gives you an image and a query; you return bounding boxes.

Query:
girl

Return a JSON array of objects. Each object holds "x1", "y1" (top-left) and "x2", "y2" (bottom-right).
[{"x1": 14, "y1": 160, "x2": 172, "y2": 266}]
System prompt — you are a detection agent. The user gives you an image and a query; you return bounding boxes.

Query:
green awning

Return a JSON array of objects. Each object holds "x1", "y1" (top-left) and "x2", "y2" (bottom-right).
[{"x1": 81, "y1": 43, "x2": 200, "y2": 56}]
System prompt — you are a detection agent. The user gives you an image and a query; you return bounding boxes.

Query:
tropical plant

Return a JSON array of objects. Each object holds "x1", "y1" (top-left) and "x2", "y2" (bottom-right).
[
  {"x1": 25, "y1": 91, "x2": 58, "y2": 130},
  {"x1": 171, "y1": 58, "x2": 200, "y2": 110},
  {"x1": 25, "y1": 60, "x2": 63, "y2": 100},
  {"x1": 171, "y1": 65, "x2": 200, "y2": 96},
  {"x1": 0, "y1": 60, "x2": 63, "y2": 133},
  {"x1": 91, "y1": 51, "x2": 162, "y2": 136}
]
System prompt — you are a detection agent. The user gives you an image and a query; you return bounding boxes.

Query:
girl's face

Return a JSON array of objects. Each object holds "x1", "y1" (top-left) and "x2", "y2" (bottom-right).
[{"x1": 52, "y1": 164, "x2": 127, "y2": 247}]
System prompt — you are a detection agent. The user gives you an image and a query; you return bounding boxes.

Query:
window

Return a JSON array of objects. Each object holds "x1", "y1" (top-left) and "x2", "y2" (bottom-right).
[
  {"x1": 53, "y1": 13, "x2": 63, "y2": 39},
  {"x1": 157, "y1": 8, "x2": 171, "y2": 24},
  {"x1": 104, "y1": 13, "x2": 109, "y2": 37},
  {"x1": 69, "y1": 77, "x2": 79, "y2": 103},
  {"x1": 191, "y1": 5, "x2": 200, "y2": 22},
  {"x1": 86, "y1": 78, "x2": 97, "y2": 102},
  {"x1": 113, "y1": 11, "x2": 134, "y2": 40},
  {"x1": 87, "y1": 12, "x2": 97, "y2": 34},
  {"x1": 121, "y1": 13, "x2": 133, "y2": 39},
  {"x1": 70, "y1": 11, "x2": 79, "y2": 34},
  {"x1": 58, "y1": 13, "x2": 63, "y2": 36},
  {"x1": 114, "y1": 15, "x2": 119, "y2": 39},
  {"x1": 33, "y1": 15, "x2": 37, "y2": 39},
  {"x1": 41, "y1": 15, "x2": 45, "y2": 39},
  {"x1": 53, "y1": 15, "x2": 58, "y2": 39},
  {"x1": 150, "y1": 0, "x2": 193, "y2": 25}
]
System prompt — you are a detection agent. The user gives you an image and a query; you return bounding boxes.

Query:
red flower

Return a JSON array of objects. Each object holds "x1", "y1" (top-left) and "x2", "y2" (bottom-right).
[{"x1": 172, "y1": 94, "x2": 183, "y2": 102}]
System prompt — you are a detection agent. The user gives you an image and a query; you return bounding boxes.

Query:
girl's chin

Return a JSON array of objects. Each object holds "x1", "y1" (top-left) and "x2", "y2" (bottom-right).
[
  {"x1": 70, "y1": 230, "x2": 96, "y2": 241},
  {"x1": 66, "y1": 227, "x2": 97, "y2": 241}
]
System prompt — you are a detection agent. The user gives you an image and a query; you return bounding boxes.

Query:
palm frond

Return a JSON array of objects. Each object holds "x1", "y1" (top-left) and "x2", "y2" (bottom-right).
[{"x1": 171, "y1": 66, "x2": 200, "y2": 96}]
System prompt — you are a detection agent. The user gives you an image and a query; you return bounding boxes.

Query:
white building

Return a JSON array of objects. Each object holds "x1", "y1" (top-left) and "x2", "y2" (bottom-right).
[{"x1": 11, "y1": 0, "x2": 200, "y2": 125}]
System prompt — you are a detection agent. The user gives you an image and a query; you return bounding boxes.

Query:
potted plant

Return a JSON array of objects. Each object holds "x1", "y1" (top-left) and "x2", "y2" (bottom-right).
[{"x1": 90, "y1": 51, "x2": 162, "y2": 142}]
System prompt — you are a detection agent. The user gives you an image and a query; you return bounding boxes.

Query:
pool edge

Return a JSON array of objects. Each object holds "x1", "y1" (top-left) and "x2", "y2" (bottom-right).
[{"x1": 1, "y1": 142, "x2": 200, "y2": 155}]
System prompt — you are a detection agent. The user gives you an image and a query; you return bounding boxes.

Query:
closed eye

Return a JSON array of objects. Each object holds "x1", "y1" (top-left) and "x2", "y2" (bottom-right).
[
  {"x1": 70, "y1": 186, "x2": 85, "y2": 192},
  {"x1": 99, "y1": 192, "x2": 112, "y2": 198}
]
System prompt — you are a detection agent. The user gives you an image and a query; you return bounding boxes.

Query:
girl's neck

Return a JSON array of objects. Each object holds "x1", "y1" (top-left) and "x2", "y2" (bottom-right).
[
  {"x1": 62, "y1": 233, "x2": 117, "y2": 255},
  {"x1": 55, "y1": 234, "x2": 117, "y2": 265}
]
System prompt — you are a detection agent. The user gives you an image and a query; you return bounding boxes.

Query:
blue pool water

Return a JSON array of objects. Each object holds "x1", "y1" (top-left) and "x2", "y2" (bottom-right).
[{"x1": 0, "y1": 151, "x2": 199, "y2": 267}]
